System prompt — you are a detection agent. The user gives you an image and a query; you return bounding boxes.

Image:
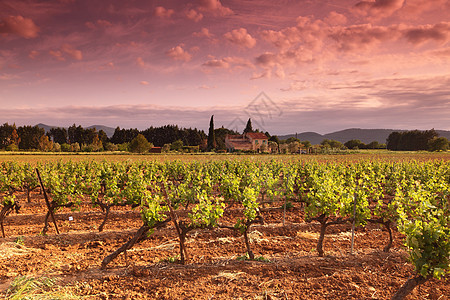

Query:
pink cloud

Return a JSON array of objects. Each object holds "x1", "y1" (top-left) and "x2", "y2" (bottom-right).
[
  {"x1": 198, "y1": 84, "x2": 216, "y2": 89},
  {"x1": 61, "y1": 44, "x2": 83, "y2": 60},
  {"x1": 185, "y1": 9, "x2": 203, "y2": 22},
  {"x1": 255, "y1": 52, "x2": 277, "y2": 67},
  {"x1": 0, "y1": 15, "x2": 40, "y2": 38},
  {"x1": 401, "y1": 0, "x2": 450, "y2": 15},
  {"x1": 354, "y1": 0, "x2": 405, "y2": 19},
  {"x1": 329, "y1": 24, "x2": 399, "y2": 51},
  {"x1": 154, "y1": 6, "x2": 175, "y2": 18},
  {"x1": 203, "y1": 59, "x2": 230, "y2": 68},
  {"x1": 193, "y1": 27, "x2": 213, "y2": 38},
  {"x1": 324, "y1": 12, "x2": 348, "y2": 25},
  {"x1": 224, "y1": 28, "x2": 256, "y2": 48},
  {"x1": 140, "y1": 81, "x2": 149, "y2": 85},
  {"x1": 197, "y1": 0, "x2": 233, "y2": 16},
  {"x1": 202, "y1": 56, "x2": 254, "y2": 71},
  {"x1": 49, "y1": 44, "x2": 83, "y2": 61},
  {"x1": 49, "y1": 50, "x2": 65, "y2": 61},
  {"x1": 261, "y1": 16, "x2": 325, "y2": 51},
  {"x1": 85, "y1": 19, "x2": 112, "y2": 29},
  {"x1": 165, "y1": 45, "x2": 192, "y2": 62},
  {"x1": 136, "y1": 57, "x2": 146, "y2": 67},
  {"x1": 404, "y1": 22, "x2": 450, "y2": 45},
  {"x1": 98, "y1": 62, "x2": 114, "y2": 70},
  {"x1": 28, "y1": 50, "x2": 39, "y2": 59}
]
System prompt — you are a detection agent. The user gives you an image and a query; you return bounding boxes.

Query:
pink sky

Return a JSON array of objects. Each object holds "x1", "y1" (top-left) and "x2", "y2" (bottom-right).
[{"x1": 1, "y1": 0, "x2": 449, "y2": 134}]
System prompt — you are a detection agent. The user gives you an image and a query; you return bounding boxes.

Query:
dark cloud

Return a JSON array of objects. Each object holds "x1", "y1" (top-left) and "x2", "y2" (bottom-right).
[{"x1": 404, "y1": 22, "x2": 450, "y2": 44}]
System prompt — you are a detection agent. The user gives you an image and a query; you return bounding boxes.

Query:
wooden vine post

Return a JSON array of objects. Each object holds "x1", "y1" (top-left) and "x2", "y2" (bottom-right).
[{"x1": 35, "y1": 168, "x2": 60, "y2": 235}]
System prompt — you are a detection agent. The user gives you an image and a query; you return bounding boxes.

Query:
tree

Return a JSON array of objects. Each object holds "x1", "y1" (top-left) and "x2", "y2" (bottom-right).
[
  {"x1": 268, "y1": 141, "x2": 278, "y2": 153},
  {"x1": 269, "y1": 135, "x2": 280, "y2": 145},
  {"x1": 428, "y1": 137, "x2": 449, "y2": 152},
  {"x1": 49, "y1": 127, "x2": 68, "y2": 144},
  {"x1": 38, "y1": 135, "x2": 53, "y2": 151},
  {"x1": 170, "y1": 139, "x2": 183, "y2": 152},
  {"x1": 90, "y1": 134, "x2": 103, "y2": 152},
  {"x1": 387, "y1": 129, "x2": 438, "y2": 151},
  {"x1": 128, "y1": 134, "x2": 152, "y2": 153},
  {"x1": 214, "y1": 127, "x2": 238, "y2": 151},
  {"x1": 302, "y1": 140, "x2": 312, "y2": 149},
  {"x1": 345, "y1": 139, "x2": 365, "y2": 150},
  {"x1": 0, "y1": 123, "x2": 21, "y2": 149},
  {"x1": 207, "y1": 115, "x2": 216, "y2": 151},
  {"x1": 18, "y1": 125, "x2": 45, "y2": 150},
  {"x1": 321, "y1": 139, "x2": 343, "y2": 149},
  {"x1": 366, "y1": 141, "x2": 383, "y2": 149},
  {"x1": 288, "y1": 141, "x2": 300, "y2": 153},
  {"x1": 98, "y1": 130, "x2": 109, "y2": 146},
  {"x1": 243, "y1": 118, "x2": 253, "y2": 134}
]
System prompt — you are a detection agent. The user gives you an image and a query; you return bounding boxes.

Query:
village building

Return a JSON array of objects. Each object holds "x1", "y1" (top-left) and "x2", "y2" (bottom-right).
[{"x1": 225, "y1": 132, "x2": 269, "y2": 152}]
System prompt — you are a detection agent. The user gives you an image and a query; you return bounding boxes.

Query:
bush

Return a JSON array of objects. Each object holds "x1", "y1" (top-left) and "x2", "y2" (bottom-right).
[{"x1": 128, "y1": 134, "x2": 153, "y2": 153}]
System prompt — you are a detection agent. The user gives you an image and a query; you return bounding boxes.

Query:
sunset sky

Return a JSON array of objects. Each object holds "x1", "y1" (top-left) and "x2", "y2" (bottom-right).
[{"x1": 1, "y1": 0, "x2": 449, "y2": 135}]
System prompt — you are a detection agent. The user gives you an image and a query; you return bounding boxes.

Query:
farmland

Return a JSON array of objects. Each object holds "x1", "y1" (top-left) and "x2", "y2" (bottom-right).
[{"x1": 0, "y1": 152, "x2": 449, "y2": 299}]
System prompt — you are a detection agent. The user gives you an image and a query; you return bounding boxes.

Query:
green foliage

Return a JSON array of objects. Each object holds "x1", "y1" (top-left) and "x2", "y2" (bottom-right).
[
  {"x1": 397, "y1": 187, "x2": 450, "y2": 279},
  {"x1": 128, "y1": 134, "x2": 152, "y2": 153},
  {"x1": 428, "y1": 137, "x2": 449, "y2": 152}
]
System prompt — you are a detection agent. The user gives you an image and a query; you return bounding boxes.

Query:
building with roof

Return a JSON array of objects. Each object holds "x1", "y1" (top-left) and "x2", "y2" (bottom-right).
[{"x1": 225, "y1": 132, "x2": 269, "y2": 152}]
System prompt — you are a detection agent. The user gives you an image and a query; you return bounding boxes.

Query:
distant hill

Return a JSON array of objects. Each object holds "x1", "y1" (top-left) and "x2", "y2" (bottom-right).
[
  {"x1": 36, "y1": 123, "x2": 116, "y2": 138},
  {"x1": 87, "y1": 125, "x2": 115, "y2": 138},
  {"x1": 278, "y1": 128, "x2": 450, "y2": 145}
]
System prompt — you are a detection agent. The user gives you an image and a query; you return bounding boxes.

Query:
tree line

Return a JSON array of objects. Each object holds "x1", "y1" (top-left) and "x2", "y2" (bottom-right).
[
  {"x1": 0, "y1": 123, "x2": 207, "y2": 152},
  {"x1": 386, "y1": 129, "x2": 449, "y2": 151},
  {"x1": 0, "y1": 121, "x2": 447, "y2": 153}
]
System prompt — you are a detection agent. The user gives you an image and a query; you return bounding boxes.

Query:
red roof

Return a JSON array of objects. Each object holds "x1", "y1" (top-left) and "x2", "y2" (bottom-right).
[{"x1": 246, "y1": 132, "x2": 268, "y2": 139}]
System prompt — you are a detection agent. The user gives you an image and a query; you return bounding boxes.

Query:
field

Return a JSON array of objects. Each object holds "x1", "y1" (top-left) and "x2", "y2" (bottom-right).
[{"x1": 0, "y1": 152, "x2": 449, "y2": 299}]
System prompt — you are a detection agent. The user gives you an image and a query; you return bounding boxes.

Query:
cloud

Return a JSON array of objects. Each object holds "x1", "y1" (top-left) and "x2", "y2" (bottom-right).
[
  {"x1": 329, "y1": 24, "x2": 399, "y2": 51},
  {"x1": 49, "y1": 50, "x2": 65, "y2": 61},
  {"x1": 48, "y1": 44, "x2": 83, "y2": 61},
  {"x1": 202, "y1": 56, "x2": 254, "y2": 70},
  {"x1": 354, "y1": 0, "x2": 405, "y2": 20},
  {"x1": 28, "y1": 50, "x2": 39, "y2": 59},
  {"x1": 154, "y1": 6, "x2": 175, "y2": 18},
  {"x1": 324, "y1": 12, "x2": 347, "y2": 25},
  {"x1": 198, "y1": 84, "x2": 215, "y2": 89},
  {"x1": 193, "y1": 27, "x2": 213, "y2": 38},
  {"x1": 61, "y1": 44, "x2": 83, "y2": 60},
  {"x1": 224, "y1": 28, "x2": 256, "y2": 48},
  {"x1": 140, "y1": 81, "x2": 149, "y2": 85},
  {"x1": 197, "y1": 0, "x2": 233, "y2": 16},
  {"x1": 98, "y1": 62, "x2": 114, "y2": 70},
  {"x1": 429, "y1": 47, "x2": 450, "y2": 57},
  {"x1": 165, "y1": 45, "x2": 192, "y2": 62},
  {"x1": 185, "y1": 9, "x2": 203, "y2": 22},
  {"x1": 0, "y1": 15, "x2": 40, "y2": 38},
  {"x1": 85, "y1": 19, "x2": 112, "y2": 29},
  {"x1": 403, "y1": 22, "x2": 450, "y2": 45},
  {"x1": 0, "y1": 73, "x2": 20, "y2": 80},
  {"x1": 136, "y1": 57, "x2": 146, "y2": 67},
  {"x1": 401, "y1": 0, "x2": 450, "y2": 16},
  {"x1": 203, "y1": 59, "x2": 230, "y2": 68}
]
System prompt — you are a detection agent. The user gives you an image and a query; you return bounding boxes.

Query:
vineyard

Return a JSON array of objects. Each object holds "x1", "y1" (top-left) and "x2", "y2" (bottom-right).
[{"x1": 0, "y1": 157, "x2": 449, "y2": 299}]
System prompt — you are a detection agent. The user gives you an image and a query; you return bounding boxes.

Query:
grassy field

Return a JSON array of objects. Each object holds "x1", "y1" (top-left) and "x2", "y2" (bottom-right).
[{"x1": 0, "y1": 150, "x2": 449, "y2": 164}]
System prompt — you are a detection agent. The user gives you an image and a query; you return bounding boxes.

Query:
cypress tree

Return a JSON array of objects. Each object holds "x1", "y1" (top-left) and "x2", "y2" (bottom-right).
[
  {"x1": 243, "y1": 118, "x2": 253, "y2": 134},
  {"x1": 207, "y1": 115, "x2": 216, "y2": 151}
]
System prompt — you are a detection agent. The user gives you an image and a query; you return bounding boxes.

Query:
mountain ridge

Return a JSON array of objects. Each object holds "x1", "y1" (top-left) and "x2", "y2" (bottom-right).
[
  {"x1": 36, "y1": 123, "x2": 116, "y2": 138},
  {"x1": 278, "y1": 128, "x2": 450, "y2": 145}
]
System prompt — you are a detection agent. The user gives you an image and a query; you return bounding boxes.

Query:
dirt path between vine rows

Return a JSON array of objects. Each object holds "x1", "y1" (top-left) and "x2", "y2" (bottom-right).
[{"x1": 0, "y1": 195, "x2": 448, "y2": 299}]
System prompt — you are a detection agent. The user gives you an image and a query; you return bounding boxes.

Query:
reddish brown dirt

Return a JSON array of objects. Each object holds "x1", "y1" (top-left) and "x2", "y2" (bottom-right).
[{"x1": 1, "y1": 192, "x2": 449, "y2": 299}]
